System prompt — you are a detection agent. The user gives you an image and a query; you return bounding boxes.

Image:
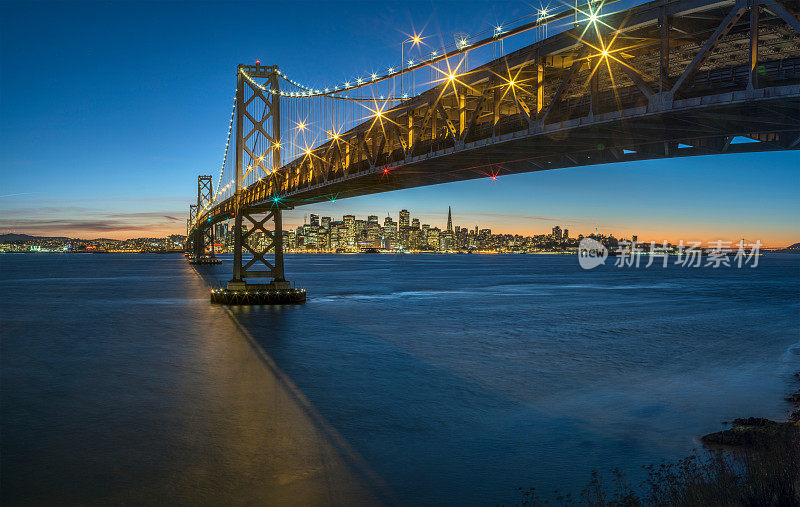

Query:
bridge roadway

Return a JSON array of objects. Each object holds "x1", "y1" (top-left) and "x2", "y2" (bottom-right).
[{"x1": 196, "y1": 0, "x2": 800, "y2": 228}]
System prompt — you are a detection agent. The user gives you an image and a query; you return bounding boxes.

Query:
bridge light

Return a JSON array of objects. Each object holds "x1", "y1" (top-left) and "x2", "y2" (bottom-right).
[
  {"x1": 408, "y1": 59, "x2": 414, "y2": 66},
  {"x1": 371, "y1": 73, "x2": 377, "y2": 80},
  {"x1": 447, "y1": 72, "x2": 457, "y2": 82},
  {"x1": 412, "y1": 35, "x2": 421, "y2": 44},
  {"x1": 601, "y1": 49, "x2": 609, "y2": 57}
]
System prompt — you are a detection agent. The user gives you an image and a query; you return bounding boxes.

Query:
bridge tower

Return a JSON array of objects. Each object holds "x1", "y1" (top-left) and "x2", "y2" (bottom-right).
[
  {"x1": 196, "y1": 174, "x2": 214, "y2": 257},
  {"x1": 213, "y1": 63, "x2": 304, "y2": 303},
  {"x1": 188, "y1": 175, "x2": 220, "y2": 264},
  {"x1": 186, "y1": 204, "x2": 197, "y2": 256}
]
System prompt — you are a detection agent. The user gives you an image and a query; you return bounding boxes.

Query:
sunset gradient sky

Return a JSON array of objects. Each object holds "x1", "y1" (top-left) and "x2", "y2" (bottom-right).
[{"x1": 1, "y1": 0, "x2": 798, "y2": 247}]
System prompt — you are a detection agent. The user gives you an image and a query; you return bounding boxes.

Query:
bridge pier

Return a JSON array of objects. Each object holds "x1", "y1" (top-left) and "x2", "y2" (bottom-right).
[
  {"x1": 211, "y1": 63, "x2": 304, "y2": 304},
  {"x1": 188, "y1": 175, "x2": 221, "y2": 265},
  {"x1": 212, "y1": 206, "x2": 305, "y2": 304}
]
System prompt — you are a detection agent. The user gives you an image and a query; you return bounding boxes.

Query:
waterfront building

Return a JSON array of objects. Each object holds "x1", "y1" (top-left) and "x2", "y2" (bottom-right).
[
  {"x1": 399, "y1": 209, "x2": 410, "y2": 229},
  {"x1": 343, "y1": 215, "x2": 355, "y2": 248},
  {"x1": 427, "y1": 227, "x2": 440, "y2": 250},
  {"x1": 383, "y1": 215, "x2": 397, "y2": 250}
]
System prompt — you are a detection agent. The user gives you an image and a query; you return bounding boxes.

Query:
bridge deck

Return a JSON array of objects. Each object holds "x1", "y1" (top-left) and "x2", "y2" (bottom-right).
[{"x1": 198, "y1": 0, "x2": 800, "y2": 226}]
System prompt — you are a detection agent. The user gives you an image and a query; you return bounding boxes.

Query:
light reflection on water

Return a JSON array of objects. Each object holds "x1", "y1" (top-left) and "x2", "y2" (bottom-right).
[{"x1": 1, "y1": 253, "x2": 798, "y2": 505}]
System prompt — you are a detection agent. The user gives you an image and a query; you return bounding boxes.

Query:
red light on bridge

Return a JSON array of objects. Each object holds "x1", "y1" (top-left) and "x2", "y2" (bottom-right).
[{"x1": 255, "y1": 59, "x2": 260, "y2": 65}]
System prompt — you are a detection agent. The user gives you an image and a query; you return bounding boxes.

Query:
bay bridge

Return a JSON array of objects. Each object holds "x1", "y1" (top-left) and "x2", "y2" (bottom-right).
[{"x1": 187, "y1": 0, "x2": 800, "y2": 304}]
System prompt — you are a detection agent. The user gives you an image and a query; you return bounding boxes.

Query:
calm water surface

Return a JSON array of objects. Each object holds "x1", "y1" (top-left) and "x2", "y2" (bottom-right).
[{"x1": 2, "y1": 253, "x2": 799, "y2": 505}]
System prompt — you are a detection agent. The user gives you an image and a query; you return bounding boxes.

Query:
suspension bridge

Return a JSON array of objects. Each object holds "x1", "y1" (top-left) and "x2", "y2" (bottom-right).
[{"x1": 186, "y1": 0, "x2": 800, "y2": 304}]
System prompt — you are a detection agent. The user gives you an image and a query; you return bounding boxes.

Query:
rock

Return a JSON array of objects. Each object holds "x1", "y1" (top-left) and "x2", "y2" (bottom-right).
[
  {"x1": 731, "y1": 417, "x2": 776, "y2": 427},
  {"x1": 702, "y1": 418, "x2": 799, "y2": 447}
]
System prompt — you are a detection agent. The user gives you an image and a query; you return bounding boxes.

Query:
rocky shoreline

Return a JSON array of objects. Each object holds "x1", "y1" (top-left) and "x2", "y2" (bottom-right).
[{"x1": 701, "y1": 371, "x2": 800, "y2": 447}]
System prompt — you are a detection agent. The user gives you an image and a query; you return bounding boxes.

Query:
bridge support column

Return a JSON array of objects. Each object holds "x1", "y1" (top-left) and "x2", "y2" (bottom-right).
[
  {"x1": 188, "y1": 175, "x2": 220, "y2": 265},
  {"x1": 217, "y1": 206, "x2": 304, "y2": 304},
  {"x1": 212, "y1": 62, "x2": 304, "y2": 304}
]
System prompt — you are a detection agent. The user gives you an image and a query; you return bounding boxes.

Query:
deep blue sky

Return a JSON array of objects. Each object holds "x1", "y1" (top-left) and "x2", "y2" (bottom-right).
[{"x1": 1, "y1": 0, "x2": 798, "y2": 245}]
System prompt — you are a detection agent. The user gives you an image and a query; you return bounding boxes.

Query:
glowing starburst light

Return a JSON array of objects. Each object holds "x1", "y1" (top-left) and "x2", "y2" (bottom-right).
[{"x1": 431, "y1": 57, "x2": 476, "y2": 96}]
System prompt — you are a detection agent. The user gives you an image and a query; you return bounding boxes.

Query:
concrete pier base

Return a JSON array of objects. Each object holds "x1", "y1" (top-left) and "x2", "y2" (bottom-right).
[
  {"x1": 189, "y1": 255, "x2": 222, "y2": 265},
  {"x1": 211, "y1": 281, "x2": 306, "y2": 304}
]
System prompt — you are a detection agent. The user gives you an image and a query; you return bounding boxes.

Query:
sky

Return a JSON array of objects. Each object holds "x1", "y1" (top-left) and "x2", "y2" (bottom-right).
[{"x1": 1, "y1": 0, "x2": 798, "y2": 247}]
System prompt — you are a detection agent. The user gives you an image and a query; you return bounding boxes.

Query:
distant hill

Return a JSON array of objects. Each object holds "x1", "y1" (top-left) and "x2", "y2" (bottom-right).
[
  {"x1": 0, "y1": 233, "x2": 70, "y2": 242},
  {"x1": 0, "y1": 233, "x2": 127, "y2": 242},
  {"x1": 775, "y1": 242, "x2": 800, "y2": 253}
]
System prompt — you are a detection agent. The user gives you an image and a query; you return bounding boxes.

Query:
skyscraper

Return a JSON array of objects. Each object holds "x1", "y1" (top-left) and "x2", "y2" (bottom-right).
[
  {"x1": 399, "y1": 209, "x2": 410, "y2": 229},
  {"x1": 552, "y1": 225, "x2": 562, "y2": 242},
  {"x1": 383, "y1": 215, "x2": 397, "y2": 250},
  {"x1": 343, "y1": 215, "x2": 355, "y2": 248},
  {"x1": 446, "y1": 206, "x2": 453, "y2": 233}
]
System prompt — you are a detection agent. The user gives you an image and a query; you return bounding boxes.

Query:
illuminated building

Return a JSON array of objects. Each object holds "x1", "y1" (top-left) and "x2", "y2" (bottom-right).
[
  {"x1": 343, "y1": 214, "x2": 355, "y2": 248},
  {"x1": 399, "y1": 209, "x2": 410, "y2": 229}
]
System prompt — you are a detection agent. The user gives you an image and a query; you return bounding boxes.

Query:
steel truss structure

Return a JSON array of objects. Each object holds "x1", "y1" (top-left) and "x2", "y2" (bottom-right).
[
  {"x1": 227, "y1": 66, "x2": 288, "y2": 285},
  {"x1": 188, "y1": 175, "x2": 217, "y2": 260},
  {"x1": 189, "y1": 0, "x2": 800, "y2": 290}
]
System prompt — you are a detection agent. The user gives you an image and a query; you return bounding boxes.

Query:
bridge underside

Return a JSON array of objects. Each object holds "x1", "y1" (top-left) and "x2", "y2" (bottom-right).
[
  {"x1": 281, "y1": 90, "x2": 799, "y2": 206},
  {"x1": 199, "y1": 0, "x2": 800, "y2": 223},
  {"x1": 187, "y1": 0, "x2": 800, "y2": 302},
  {"x1": 205, "y1": 90, "x2": 798, "y2": 221}
]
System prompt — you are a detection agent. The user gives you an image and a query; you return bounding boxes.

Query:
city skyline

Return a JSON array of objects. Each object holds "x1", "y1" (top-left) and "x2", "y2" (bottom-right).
[
  {"x1": 3, "y1": 199, "x2": 798, "y2": 249},
  {"x1": 1, "y1": 1, "x2": 798, "y2": 247}
]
